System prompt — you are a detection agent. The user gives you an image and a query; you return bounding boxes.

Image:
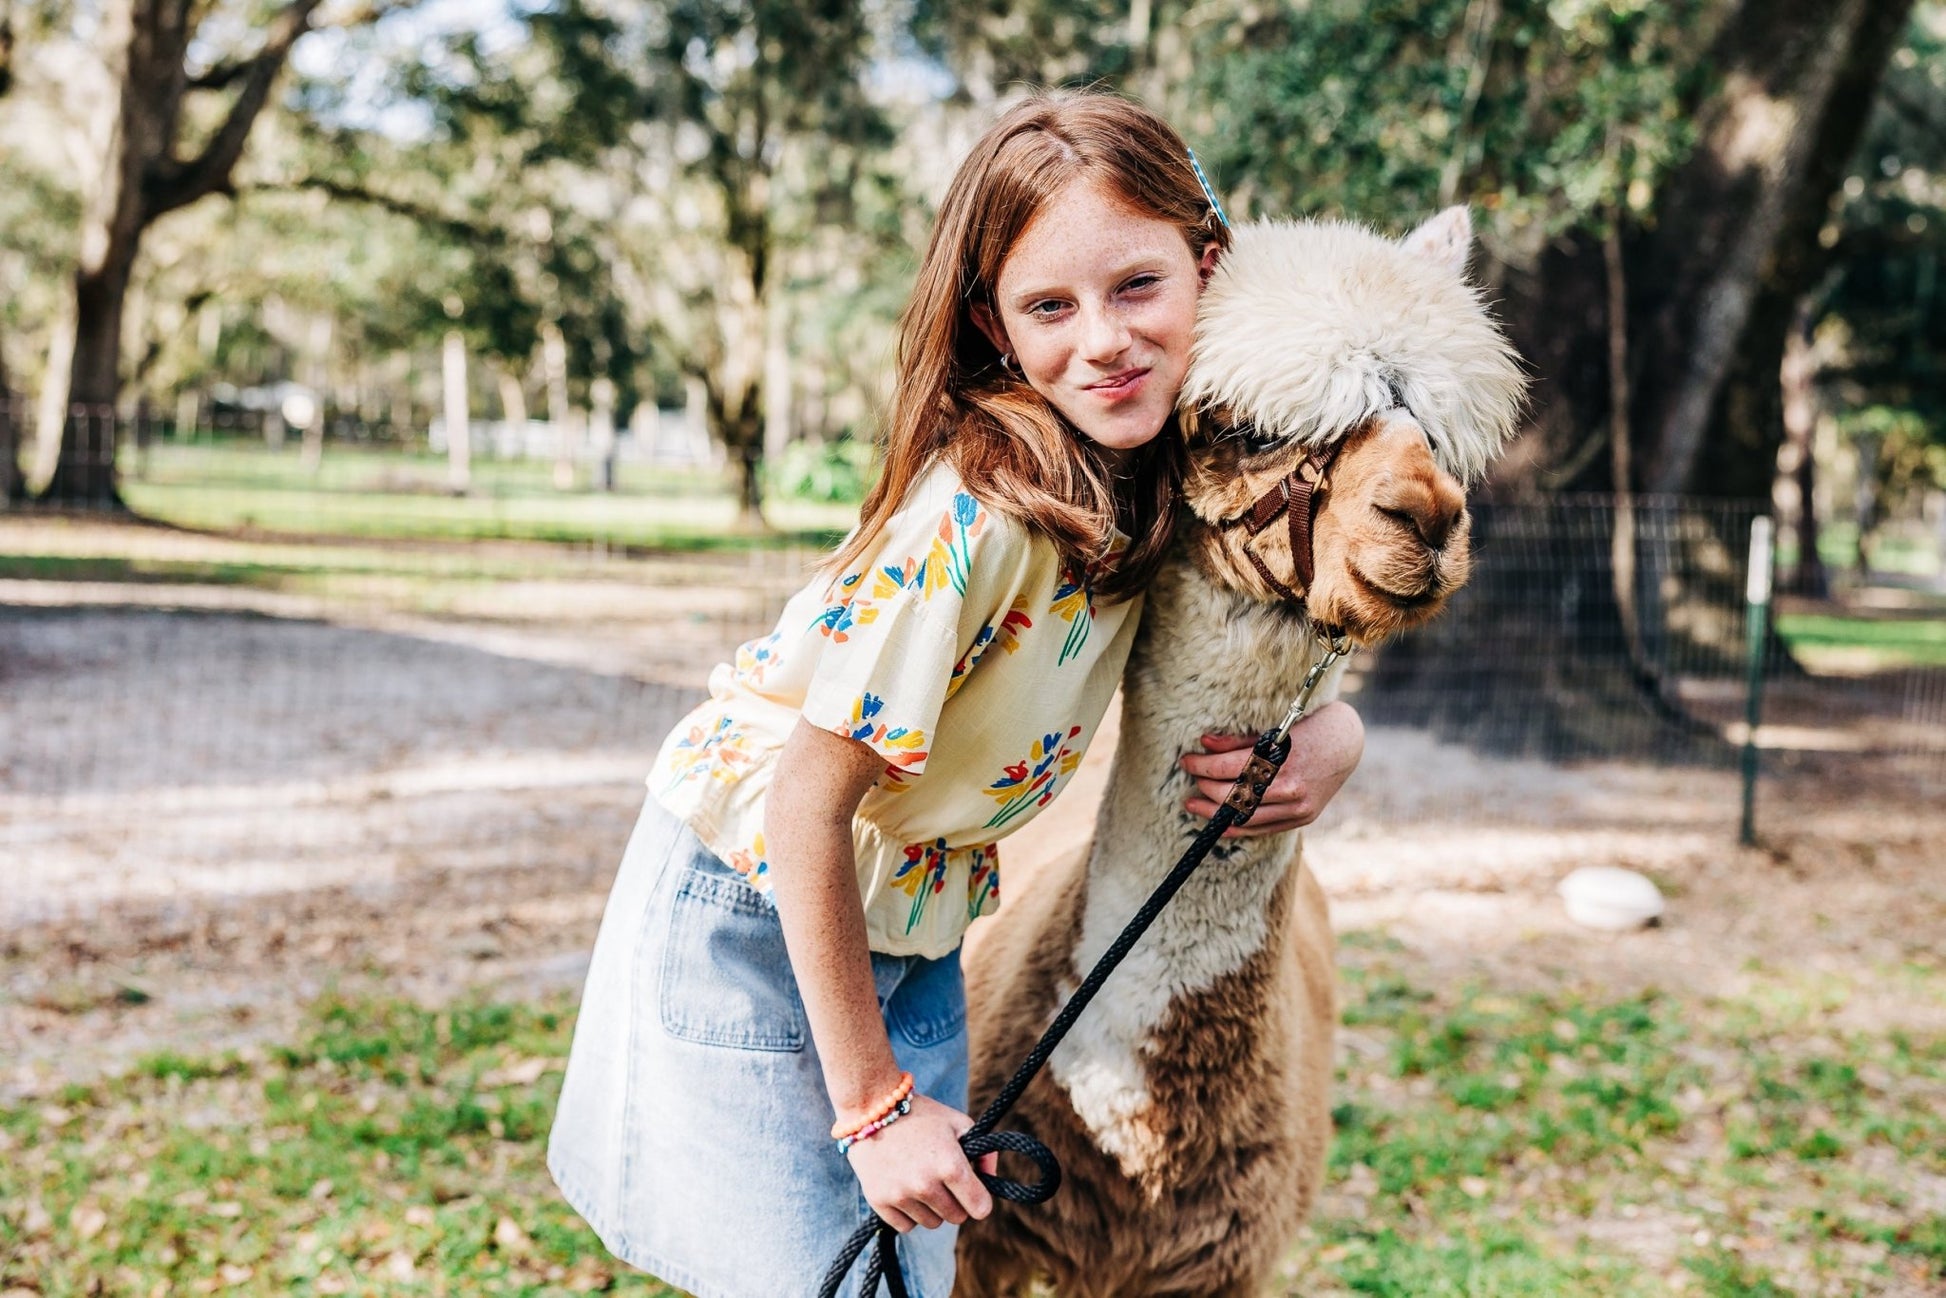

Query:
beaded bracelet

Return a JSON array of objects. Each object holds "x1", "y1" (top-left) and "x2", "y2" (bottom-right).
[
  {"x1": 831, "y1": 1071, "x2": 915, "y2": 1141},
  {"x1": 836, "y1": 1097, "x2": 911, "y2": 1156}
]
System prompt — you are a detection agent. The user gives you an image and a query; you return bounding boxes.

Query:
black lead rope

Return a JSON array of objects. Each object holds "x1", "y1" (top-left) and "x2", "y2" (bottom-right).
[{"x1": 816, "y1": 726, "x2": 1293, "y2": 1298}]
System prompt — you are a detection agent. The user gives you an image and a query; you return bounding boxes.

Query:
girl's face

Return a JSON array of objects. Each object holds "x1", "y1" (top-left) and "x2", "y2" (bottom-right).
[{"x1": 974, "y1": 178, "x2": 1216, "y2": 457}]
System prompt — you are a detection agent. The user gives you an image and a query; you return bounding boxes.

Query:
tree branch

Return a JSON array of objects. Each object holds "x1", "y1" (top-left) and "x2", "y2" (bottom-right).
[
  {"x1": 312, "y1": 0, "x2": 423, "y2": 29},
  {"x1": 243, "y1": 176, "x2": 504, "y2": 246},
  {"x1": 143, "y1": 0, "x2": 325, "y2": 219},
  {"x1": 185, "y1": 59, "x2": 250, "y2": 92},
  {"x1": 1879, "y1": 79, "x2": 1946, "y2": 142}
]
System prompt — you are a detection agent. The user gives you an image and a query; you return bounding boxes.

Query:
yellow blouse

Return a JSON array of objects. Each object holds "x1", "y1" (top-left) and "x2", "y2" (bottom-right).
[{"x1": 650, "y1": 462, "x2": 1141, "y2": 958}]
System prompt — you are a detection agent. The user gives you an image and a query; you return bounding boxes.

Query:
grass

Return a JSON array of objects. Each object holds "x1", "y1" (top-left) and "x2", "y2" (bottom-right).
[
  {"x1": 1291, "y1": 934, "x2": 1946, "y2": 1296},
  {"x1": 1775, "y1": 611, "x2": 1946, "y2": 668},
  {"x1": 112, "y1": 443, "x2": 856, "y2": 552},
  {"x1": 0, "y1": 998, "x2": 677, "y2": 1296},
  {"x1": 5, "y1": 943, "x2": 1941, "y2": 1296}
]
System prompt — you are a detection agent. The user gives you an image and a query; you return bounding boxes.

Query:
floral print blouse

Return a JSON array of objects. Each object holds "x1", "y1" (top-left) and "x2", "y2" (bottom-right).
[{"x1": 651, "y1": 462, "x2": 1141, "y2": 958}]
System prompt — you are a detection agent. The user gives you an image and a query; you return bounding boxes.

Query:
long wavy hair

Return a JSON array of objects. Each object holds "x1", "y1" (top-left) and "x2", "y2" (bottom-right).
[{"x1": 827, "y1": 91, "x2": 1229, "y2": 602}]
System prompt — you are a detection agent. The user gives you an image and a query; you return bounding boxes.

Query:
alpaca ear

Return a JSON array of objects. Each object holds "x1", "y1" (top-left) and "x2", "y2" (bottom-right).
[{"x1": 1402, "y1": 206, "x2": 1473, "y2": 276}]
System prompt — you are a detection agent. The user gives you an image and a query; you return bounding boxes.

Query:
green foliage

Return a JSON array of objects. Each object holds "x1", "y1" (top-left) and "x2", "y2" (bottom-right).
[
  {"x1": 1821, "y1": 8, "x2": 1946, "y2": 427},
  {"x1": 768, "y1": 436, "x2": 877, "y2": 504},
  {"x1": 1807, "y1": 7, "x2": 1946, "y2": 538},
  {"x1": 1194, "y1": 0, "x2": 1708, "y2": 239}
]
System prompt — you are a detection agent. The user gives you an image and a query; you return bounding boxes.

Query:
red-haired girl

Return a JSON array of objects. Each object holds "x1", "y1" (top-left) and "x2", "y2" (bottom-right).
[{"x1": 549, "y1": 90, "x2": 1365, "y2": 1298}]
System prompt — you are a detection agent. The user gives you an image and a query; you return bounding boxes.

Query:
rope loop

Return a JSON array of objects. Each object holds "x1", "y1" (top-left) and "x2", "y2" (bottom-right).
[{"x1": 963, "y1": 1130, "x2": 1061, "y2": 1204}]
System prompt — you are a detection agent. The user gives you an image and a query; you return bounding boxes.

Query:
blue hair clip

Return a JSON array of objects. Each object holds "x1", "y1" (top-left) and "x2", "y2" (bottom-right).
[{"x1": 1186, "y1": 147, "x2": 1230, "y2": 230}]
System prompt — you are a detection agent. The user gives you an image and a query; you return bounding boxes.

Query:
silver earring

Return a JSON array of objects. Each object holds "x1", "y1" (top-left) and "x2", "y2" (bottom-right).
[{"x1": 1000, "y1": 351, "x2": 1015, "y2": 374}]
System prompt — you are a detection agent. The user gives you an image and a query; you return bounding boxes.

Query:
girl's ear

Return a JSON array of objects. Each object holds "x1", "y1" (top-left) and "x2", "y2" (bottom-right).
[
  {"x1": 1197, "y1": 240, "x2": 1222, "y2": 286},
  {"x1": 970, "y1": 301, "x2": 1009, "y2": 357}
]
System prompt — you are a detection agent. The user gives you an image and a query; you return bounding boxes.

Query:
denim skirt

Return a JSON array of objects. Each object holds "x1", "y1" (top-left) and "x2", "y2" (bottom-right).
[{"x1": 548, "y1": 796, "x2": 969, "y2": 1298}]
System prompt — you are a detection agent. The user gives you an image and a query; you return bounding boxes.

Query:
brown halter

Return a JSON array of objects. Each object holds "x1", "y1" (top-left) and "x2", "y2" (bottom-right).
[{"x1": 1214, "y1": 431, "x2": 1346, "y2": 603}]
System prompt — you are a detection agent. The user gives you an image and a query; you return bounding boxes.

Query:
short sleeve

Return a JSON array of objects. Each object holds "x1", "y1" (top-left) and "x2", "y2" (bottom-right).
[{"x1": 797, "y1": 477, "x2": 1016, "y2": 778}]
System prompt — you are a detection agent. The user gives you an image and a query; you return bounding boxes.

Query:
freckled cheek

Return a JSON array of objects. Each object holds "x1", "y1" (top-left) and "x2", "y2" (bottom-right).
[{"x1": 1135, "y1": 297, "x2": 1199, "y2": 364}]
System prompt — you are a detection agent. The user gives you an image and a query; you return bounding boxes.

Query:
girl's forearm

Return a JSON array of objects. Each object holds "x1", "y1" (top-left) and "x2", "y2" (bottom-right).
[
  {"x1": 764, "y1": 719, "x2": 908, "y2": 1125},
  {"x1": 766, "y1": 817, "x2": 904, "y2": 1119}
]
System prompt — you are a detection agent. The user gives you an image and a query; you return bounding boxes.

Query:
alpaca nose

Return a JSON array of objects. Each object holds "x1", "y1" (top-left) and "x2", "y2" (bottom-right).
[{"x1": 1379, "y1": 475, "x2": 1466, "y2": 551}]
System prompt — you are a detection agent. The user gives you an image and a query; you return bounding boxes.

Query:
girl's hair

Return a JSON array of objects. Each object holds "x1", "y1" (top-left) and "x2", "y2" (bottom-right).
[{"x1": 828, "y1": 91, "x2": 1229, "y2": 602}]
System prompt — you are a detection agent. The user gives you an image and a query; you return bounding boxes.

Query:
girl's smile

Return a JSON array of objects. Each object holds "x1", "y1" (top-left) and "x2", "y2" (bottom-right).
[{"x1": 1085, "y1": 367, "x2": 1151, "y2": 399}]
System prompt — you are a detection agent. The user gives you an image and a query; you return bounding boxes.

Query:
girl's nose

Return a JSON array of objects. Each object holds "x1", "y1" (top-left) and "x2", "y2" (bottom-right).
[{"x1": 1079, "y1": 304, "x2": 1133, "y2": 363}]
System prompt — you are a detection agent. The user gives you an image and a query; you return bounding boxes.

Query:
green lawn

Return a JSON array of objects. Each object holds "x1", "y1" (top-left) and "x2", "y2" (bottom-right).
[
  {"x1": 1776, "y1": 611, "x2": 1946, "y2": 668},
  {"x1": 4, "y1": 939, "x2": 1939, "y2": 1296},
  {"x1": 116, "y1": 443, "x2": 856, "y2": 552}
]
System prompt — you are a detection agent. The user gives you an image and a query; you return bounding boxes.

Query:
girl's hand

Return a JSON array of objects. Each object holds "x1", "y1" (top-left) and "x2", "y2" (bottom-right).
[
  {"x1": 1180, "y1": 700, "x2": 1364, "y2": 837},
  {"x1": 844, "y1": 1093, "x2": 998, "y2": 1232}
]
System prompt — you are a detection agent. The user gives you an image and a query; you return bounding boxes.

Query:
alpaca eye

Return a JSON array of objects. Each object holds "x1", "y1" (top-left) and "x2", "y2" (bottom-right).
[{"x1": 1237, "y1": 425, "x2": 1281, "y2": 455}]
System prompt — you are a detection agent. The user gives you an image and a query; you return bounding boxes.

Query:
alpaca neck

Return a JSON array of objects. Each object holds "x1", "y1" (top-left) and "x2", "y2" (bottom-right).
[
  {"x1": 1078, "y1": 546, "x2": 1336, "y2": 980},
  {"x1": 1048, "y1": 540, "x2": 1341, "y2": 1173}
]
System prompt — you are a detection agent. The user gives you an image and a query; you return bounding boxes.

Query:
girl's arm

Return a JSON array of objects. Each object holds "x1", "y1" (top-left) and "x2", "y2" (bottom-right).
[
  {"x1": 1179, "y1": 699, "x2": 1365, "y2": 837},
  {"x1": 764, "y1": 717, "x2": 994, "y2": 1233}
]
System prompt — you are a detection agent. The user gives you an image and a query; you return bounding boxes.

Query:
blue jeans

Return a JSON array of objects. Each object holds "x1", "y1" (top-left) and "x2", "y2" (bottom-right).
[{"x1": 548, "y1": 796, "x2": 969, "y2": 1298}]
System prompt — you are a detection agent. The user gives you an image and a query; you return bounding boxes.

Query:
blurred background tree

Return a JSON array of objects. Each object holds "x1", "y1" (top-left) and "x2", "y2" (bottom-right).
[{"x1": 0, "y1": 0, "x2": 1937, "y2": 537}]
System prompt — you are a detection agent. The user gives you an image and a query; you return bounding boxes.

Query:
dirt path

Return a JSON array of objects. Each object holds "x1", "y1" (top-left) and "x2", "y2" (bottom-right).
[{"x1": 4, "y1": 600, "x2": 1940, "y2": 1104}]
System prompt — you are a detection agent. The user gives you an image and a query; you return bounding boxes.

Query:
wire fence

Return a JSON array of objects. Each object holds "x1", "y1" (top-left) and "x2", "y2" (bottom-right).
[{"x1": 2, "y1": 412, "x2": 1943, "y2": 934}]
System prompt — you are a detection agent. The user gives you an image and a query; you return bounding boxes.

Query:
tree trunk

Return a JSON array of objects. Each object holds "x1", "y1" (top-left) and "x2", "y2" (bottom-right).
[
  {"x1": 589, "y1": 376, "x2": 617, "y2": 492},
  {"x1": 34, "y1": 0, "x2": 322, "y2": 505},
  {"x1": 0, "y1": 354, "x2": 21, "y2": 505},
  {"x1": 43, "y1": 252, "x2": 139, "y2": 505},
  {"x1": 1853, "y1": 433, "x2": 1879, "y2": 575},
  {"x1": 497, "y1": 367, "x2": 527, "y2": 447},
  {"x1": 1779, "y1": 306, "x2": 1829, "y2": 596},
  {"x1": 442, "y1": 328, "x2": 470, "y2": 494},
  {"x1": 1640, "y1": 0, "x2": 1916, "y2": 497},
  {"x1": 542, "y1": 320, "x2": 576, "y2": 489},
  {"x1": 1484, "y1": 0, "x2": 1916, "y2": 505},
  {"x1": 1315, "y1": 2, "x2": 1918, "y2": 752},
  {"x1": 703, "y1": 374, "x2": 766, "y2": 527}
]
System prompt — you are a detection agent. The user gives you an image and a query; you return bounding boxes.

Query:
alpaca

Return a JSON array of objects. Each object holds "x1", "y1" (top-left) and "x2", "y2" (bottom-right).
[{"x1": 954, "y1": 208, "x2": 1526, "y2": 1298}]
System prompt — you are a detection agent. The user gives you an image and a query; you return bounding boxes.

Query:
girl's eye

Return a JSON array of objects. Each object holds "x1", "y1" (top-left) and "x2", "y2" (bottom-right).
[
  {"x1": 1027, "y1": 300, "x2": 1066, "y2": 318},
  {"x1": 1122, "y1": 274, "x2": 1161, "y2": 293}
]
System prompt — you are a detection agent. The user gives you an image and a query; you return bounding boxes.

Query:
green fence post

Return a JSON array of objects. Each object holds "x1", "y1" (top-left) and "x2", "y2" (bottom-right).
[{"x1": 1740, "y1": 515, "x2": 1774, "y2": 846}]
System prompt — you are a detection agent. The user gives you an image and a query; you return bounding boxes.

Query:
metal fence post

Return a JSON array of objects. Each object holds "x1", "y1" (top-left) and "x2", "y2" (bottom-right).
[{"x1": 1740, "y1": 516, "x2": 1775, "y2": 846}]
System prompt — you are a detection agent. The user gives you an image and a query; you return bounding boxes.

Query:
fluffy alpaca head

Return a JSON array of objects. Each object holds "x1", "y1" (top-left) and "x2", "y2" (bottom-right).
[
  {"x1": 1179, "y1": 208, "x2": 1525, "y2": 485},
  {"x1": 1176, "y1": 209, "x2": 1527, "y2": 640}
]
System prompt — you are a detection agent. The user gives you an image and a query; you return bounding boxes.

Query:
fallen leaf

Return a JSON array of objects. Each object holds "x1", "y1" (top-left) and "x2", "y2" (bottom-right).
[
  {"x1": 493, "y1": 1216, "x2": 533, "y2": 1254},
  {"x1": 71, "y1": 1203, "x2": 108, "y2": 1241},
  {"x1": 480, "y1": 1055, "x2": 551, "y2": 1088},
  {"x1": 565, "y1": 1260, "x2": 614, "y2": 1293}
]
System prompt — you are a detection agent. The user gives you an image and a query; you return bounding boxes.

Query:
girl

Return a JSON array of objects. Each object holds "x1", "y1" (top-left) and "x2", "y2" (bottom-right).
[{"x1": 548, "y1": 91, "x2": 1366, "y2": 1298}]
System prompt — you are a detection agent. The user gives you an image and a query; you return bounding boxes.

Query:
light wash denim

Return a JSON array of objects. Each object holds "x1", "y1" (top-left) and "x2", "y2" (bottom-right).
[{"x1": 549, "y1": 796, "x2": 969, "y2": 1298}]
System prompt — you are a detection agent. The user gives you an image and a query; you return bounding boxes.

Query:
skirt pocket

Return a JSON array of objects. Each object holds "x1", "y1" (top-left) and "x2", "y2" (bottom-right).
[
  {"x1": 885, "y1": 950, "x2": 966, "y2": 1050},
  {"x1": 657, "y1": 862, "x2": 807, "y2": 1053}
]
